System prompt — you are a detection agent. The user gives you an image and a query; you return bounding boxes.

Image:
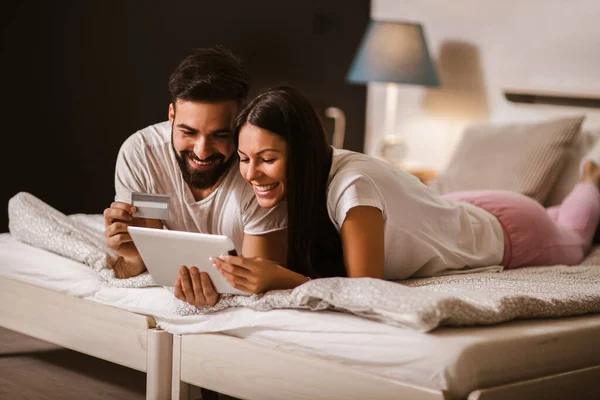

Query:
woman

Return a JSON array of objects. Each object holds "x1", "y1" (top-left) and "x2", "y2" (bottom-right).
[{"x1": 175, "y1": 86, "x2": 600, "y2": 304}]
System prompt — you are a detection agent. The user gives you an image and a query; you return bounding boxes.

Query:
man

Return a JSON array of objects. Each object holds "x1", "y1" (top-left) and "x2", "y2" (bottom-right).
[{"x1": 103, "y1": 47, "x2": 287, "y2": 306}]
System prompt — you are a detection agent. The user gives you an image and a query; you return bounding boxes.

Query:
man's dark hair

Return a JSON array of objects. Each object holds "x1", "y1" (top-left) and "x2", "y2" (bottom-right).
[
  {"x1": 168, "y1": 46, "x2": 250, "y2": 106},
  {"x1": 234, "y1": 86, "x2": 346, "y2": 279}
]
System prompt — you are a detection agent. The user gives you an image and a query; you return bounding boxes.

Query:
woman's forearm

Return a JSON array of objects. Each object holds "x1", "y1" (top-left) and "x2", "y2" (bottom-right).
[{"x1": 273, "y1": 266, "x2": 311, "y2": 290}]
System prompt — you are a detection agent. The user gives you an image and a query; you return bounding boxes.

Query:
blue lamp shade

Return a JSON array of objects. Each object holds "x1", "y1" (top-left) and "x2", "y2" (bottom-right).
[{"x1": 347, "y1": 21, "x2": 440, "y2": 87}]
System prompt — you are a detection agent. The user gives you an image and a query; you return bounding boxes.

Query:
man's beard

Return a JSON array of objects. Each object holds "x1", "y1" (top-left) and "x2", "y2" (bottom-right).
[{"x1": 171, "y1": 141, "x2": 236, "y2": 190}]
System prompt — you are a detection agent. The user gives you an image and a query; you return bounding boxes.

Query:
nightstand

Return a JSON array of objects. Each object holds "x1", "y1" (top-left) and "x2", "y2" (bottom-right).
[{"x1": 404, "y1": 168, "x2": 437, "y2": 184}]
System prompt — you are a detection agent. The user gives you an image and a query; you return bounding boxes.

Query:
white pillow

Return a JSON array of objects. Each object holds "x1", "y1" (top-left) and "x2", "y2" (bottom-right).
[{"x1": 428, "y1": 115, "x2": 585, "y2": 203}]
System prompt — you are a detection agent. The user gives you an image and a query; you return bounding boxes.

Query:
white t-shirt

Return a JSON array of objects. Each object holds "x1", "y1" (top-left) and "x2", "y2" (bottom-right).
[
  {"x1": 114, "y1": 121, "x2": 287, "y2": 252},
  {"x1": 327, "y1": 148, "x2": 504, "y2": 279}
]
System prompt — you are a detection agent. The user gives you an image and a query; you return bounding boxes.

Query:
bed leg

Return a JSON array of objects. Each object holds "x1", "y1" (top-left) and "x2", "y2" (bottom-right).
[
  {"x1": 172, "y1": 334, "x2": 190, "y2": 400},
  {"x1": 146, "y1": 328, "x2": 173, "y2": 400}
]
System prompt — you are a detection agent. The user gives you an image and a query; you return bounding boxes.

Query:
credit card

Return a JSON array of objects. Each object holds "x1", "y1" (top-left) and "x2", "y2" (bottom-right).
[{"x1": 131, "y1": 192, "x2": 170, "y2": 220}]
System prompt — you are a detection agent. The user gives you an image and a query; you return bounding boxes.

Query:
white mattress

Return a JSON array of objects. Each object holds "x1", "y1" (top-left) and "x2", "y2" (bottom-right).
[{"x1": 1, "y1": 233, "x2": 600, "y2": 398}]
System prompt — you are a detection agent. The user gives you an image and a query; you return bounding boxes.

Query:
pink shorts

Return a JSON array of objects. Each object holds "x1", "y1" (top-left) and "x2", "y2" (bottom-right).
[{"x1": 442, "y1": 190, "x2": 591, "y2": 268}]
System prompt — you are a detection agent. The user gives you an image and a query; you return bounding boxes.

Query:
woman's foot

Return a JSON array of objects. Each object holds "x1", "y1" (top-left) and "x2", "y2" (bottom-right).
[{"x1": 580, "y1": 161, "x2": 600, "y2": 190}]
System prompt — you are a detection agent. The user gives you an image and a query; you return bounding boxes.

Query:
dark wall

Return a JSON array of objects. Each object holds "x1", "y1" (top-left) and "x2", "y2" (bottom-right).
[{"x1": 0, "y1": 0, "x2": 369, "y2": 232}]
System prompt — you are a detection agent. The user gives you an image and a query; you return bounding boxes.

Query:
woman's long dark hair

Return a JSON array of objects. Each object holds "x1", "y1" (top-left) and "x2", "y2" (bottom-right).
[{"x1": 235, "y1": 87, "x2": 346, "y2": 278}]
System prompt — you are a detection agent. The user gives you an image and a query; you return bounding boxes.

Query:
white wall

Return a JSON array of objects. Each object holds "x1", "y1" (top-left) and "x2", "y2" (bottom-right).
[{"x1": 365, "y1": 0, "x2": 600, "y2": 170}]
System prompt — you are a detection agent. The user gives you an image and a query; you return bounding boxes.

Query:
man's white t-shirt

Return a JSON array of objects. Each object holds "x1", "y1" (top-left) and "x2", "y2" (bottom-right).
[
  {"x1": 114, "y1": 121, "x2": 287, "y2": 252},
  {"x1": 327, "y1": 148, "x2": 504, "y2": 279}
]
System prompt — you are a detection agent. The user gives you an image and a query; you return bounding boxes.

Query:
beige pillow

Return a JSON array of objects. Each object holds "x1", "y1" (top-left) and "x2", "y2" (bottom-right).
[{"x1": 429, "y1": 115, "x2": 585, "y2": 203}]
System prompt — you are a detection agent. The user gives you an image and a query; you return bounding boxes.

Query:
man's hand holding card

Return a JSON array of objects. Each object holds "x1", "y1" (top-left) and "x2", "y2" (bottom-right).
[{"x1": 103, "y1": 192, "x2": 169, "y2": 278}]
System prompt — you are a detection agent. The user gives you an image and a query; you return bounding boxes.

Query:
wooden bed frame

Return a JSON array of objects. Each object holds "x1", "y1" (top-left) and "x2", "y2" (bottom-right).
[
  {"x1": 170, "y1": 333, "x2": 600, "y2": 400},
  {"x1": 3, "y1": 273, "x2": 599, "y2": 400},
  {"x1": 0, "y1": 276, "x2": 173, "y2": 400}
]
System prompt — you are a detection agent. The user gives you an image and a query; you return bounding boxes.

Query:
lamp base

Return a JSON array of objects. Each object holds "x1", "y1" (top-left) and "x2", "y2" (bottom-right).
[{"x1": 379, "y1": 135, "x2": 407, "y2": 166}]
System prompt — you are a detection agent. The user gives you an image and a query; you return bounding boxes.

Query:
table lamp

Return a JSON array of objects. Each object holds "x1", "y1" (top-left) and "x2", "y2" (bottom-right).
[{"x1": 347, "y1": 20, "x2": 440, "y2": 164}]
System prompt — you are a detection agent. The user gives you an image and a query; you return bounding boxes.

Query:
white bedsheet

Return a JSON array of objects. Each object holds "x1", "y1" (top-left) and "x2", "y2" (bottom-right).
[
  {"x1": 0, "y1": 233, "x2": 104, "y2": 297},
  {"x1": 2, "y1": 233, "x2": 600, "y2": 398}
]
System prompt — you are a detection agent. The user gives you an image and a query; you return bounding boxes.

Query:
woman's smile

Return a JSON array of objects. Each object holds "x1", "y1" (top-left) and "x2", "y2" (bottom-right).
[
  {"x1": 238, "y1": 123, "x2": 288, "y2": 208},
  {"x1": 253, "y1": 182, "x2": 280, "y2": 194}
]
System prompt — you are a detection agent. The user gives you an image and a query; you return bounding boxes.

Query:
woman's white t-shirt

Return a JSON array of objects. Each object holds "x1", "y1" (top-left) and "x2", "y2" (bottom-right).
[{"x1": 326, "y1": 148, "x2": 504, "y2": 279}]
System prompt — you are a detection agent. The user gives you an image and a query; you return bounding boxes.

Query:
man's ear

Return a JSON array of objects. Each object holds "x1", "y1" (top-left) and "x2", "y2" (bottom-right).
[{"x1": 168, "y1": 103, "x2": 175, "y2": 123}]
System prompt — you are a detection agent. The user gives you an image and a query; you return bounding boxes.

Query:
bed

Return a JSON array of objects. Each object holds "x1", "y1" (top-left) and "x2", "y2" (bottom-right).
[
  {"x1": 169, "y1": 313, "x2": 600, "y2": 399},
  {"x1": 0, "y1": 234, "x2": 173, "y2": 400},
  {"x1": 3, "y1": 216, "x2": 600, "y2": 400},
  {"x1": 173, "y1": 317, "x2": 600, "y2": 400},
  {"x1": 4, "y1": 222, "x2": 600, "y2": 400},
  {"x1": 163, "y1": 270, "x2": 600, "y2": 400},
  {"x1": 3, "y1": 230, "x2": 599, "y2": 400}
]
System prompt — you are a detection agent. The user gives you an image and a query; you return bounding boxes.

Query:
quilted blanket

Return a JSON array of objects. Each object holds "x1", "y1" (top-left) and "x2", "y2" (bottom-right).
[
  {"x1": 8, "y1": 192, "x2": 155, "y2": 288},
  {"x1": 7, "y1": 192, "x2": 600, "y2": 331}
]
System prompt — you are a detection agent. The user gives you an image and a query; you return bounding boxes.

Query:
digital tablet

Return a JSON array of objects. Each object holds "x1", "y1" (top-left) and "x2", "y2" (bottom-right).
[{"x1": 127, "y1": 226, "x2": 248, "y2": 296}]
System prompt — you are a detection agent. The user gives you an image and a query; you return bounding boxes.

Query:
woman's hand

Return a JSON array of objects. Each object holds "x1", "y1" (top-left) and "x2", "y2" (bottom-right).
[
  {"x1": 213, "y1": 255, "x2": 309, "y2": 294},
  {"x1": 173, "y1": 265, "x2": 220, "y2": 306}
]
